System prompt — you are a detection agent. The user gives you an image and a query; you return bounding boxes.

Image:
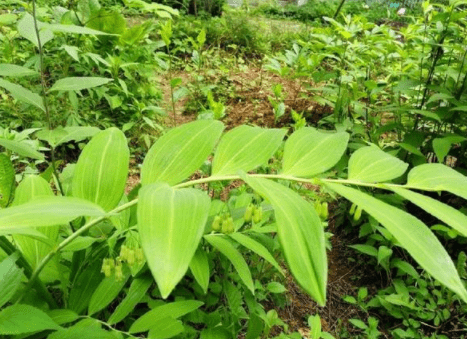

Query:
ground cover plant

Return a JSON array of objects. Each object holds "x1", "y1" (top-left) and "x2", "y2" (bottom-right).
[{"x1": 1, "y1": 0, "x2": 467, "y2": 337}]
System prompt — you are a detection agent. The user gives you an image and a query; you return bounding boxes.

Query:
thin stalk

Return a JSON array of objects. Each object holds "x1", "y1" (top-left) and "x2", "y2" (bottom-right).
[
  {"x1": 413, "y1": 8, "x2": 453, "y2": 131},
  {"x1": 333, "y1": 0, "x2": 347, "y2": 19},
  {"x1": 32, "y1": 0, "x2": 51, "y2": 130},
  {"x1": 32, "y1": 0, "x2": 65, "y2": 196}
]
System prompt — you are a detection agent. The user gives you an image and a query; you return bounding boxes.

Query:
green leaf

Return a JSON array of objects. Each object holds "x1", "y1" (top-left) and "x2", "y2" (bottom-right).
[
  {"x1": 0, "y1": 138, "x2": 44, "y2": 160},
  {"x1": 204, "y1": 234, "x2": 255, "y2": 294},
  {"x1": 229, "y1": 232, "x2": 284, "y2": 275},
  {"x1": 326, "y1": 183, "x2": 467, "y2": 302},
  {"x1": 129, "y1": 300, "x2": 204, "y2": 333},
  {"x1": 267, "y1": 282, "x2": 287, "y2": 293},
  {"x1": 36, "y1": 128, "x2": 68, "y2": 148},
  {"x1": 391, "y1": 259, "x2": 419, "y2": 278},
  {"x1": 47, "y1": 319, "x2": 115, "y2": 339},
  {"x1": 0, "y1": 64, "x2": 38, "y2": 77},
  {"x1": 47, "y1": 309, "x2": 79, "y2": 325},
  {"x1": 12, "y1": 175, "x2": 58, "y2": 270},
  {"x1": 62, "y1": 236, "x2": 98, "y2": 252},
  {"x1": 0, "y1": 78, "x2": 45, "y2": 112},
  {"x1": 72, "y1": 128, "x2": 129, "y2": 211},
  {"x1": 86, "y1": 8, "x2": 127, "y2": 35},
  {"x1": 391, "y1": 187, "x2": 467, "y2": 237},
  {"x1": 349, "y1": 244, "x2": 378, "y2": 257},
  {"x1": 0, "y1": 304, "x2": 60, "y2": 335},
  {"x1": 37, "y1": 127, "x2": 100, "y2": 147},
  {"x1": 68, "y1": 261, "x2": 103, "y2": 314},
  {"x1": 0, "y1": 253, "x2": 23, "y2": 308},
  {"x1": 147, "y1": 318, "x2": 184, "y2": 338},
  {"x1": 349, "y1": 319, "x2": 367, "y2": 330},
  {"x1": 432, "y1": 135, "x2": 466, "y2": 163},
  {"x1": 348, "y1": 146, "x2": 408, "y2": 182},
  {"x1": 189, "y1": 247, "x2": 210, "y2": 294},
  {"x1": 377, "y1": 246, "x2": 393, "y2": 265},
  {"x1": 88, "y1": 267, "x2": 130, "y2": 315},
  {"x1": 46, "y1": 23, "x2": 110, "y2": 35},
  {"x1": 0, "y1": 13, "x2": 18, "y2": 26},
  {"x1": 407, "y1": 163, "x2": 467, "y2": 200},
  {"x1": 0, "y1": 196, "x2": 105, "y2": 230},
  {"x1": 49, "y1": 77, "x2": 113, "y2": 92},
  {"x1": 308, "y1": 314, "x2": 322, "y2": 339},
  {"x1": 0, "y1": 154, "x2": 14, "y2": 208},
  {"x1": 282, "y1": 128, "x2": 349, "y2": 177},
  {"x1": 17, "y1": 13, "x2": 54, "y2": 47},
  {"x1": 211, "y1": 125, "x2": 286, "y2": 176},
  {"x1": 138, "y1": 184, "x2": 210, "y2": 298},
  {"x1": 141, "y1": 120, "x2": 224, "y2": 185},
  {"x1": 242, "y1": 175, "x2": 327, "y2": 306},
  {"x1": 108, "y1": 276, "x2": 152, "y2": 325}
]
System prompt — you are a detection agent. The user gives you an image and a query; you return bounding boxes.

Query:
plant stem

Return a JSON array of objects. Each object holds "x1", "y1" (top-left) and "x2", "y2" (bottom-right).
[
  {"x1": 32, "y1": 0, "x2": 51, "y2": 130},
  {"x1": 32, "y1": 0, "x2": 65, "y2": 196},
  {"x1": 333, "y1": 0, "x2": 347, "y2": 19}
]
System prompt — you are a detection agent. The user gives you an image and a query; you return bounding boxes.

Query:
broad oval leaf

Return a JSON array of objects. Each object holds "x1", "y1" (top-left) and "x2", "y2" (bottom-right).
[
  {"x1": 348, "y1": 145, "x2": 408, "y2": 183},
  {"x1": 391, "y1": 187, "x2": 467, "y2": 237},
  {"x1": 407, "y1": 163, "x2": 467, "y2": 200},
  {"x1": 326, "y1": 182, "x2": 467, "y2": 302},
  {"x1": 204, "y1": 234, "x2": 255, "y2": 294},
  {"x1": 108, "y1": 277, "x2": 152, "y2": 325},
  {"x1": 0, "y1": 138, "x2": 44, "y2": 160},
  {"x1": 242, "y1": 175, "x2": 327, "y2": 306},
  {"x1": 137, "y1": 184, "x2": 210, "y2": 298},
  {"x1": 0, "y1": 79, "x2": 45, "y2": 112},
  {"x1": 282, "y1": 127, "x2": 349, "y2": 177},
  {"x1": 0, "y1": 64, "x2": 38, "y2": 77},
  {"x1": 141, "y1": 120, "x2": 224, "y2": 185},
  {"x1": 0, "y1": 154, "x2": 14, "y2": 208},
  {"x1": 0, "y1": 196, "x2": 105, "y2": 229},
  {"x1": 129, "y1": 300, "x2": 204, "y2": 333},
  {"x1": 12, "y1": 175, "x2": 58, "y2": 270},
  {"x1": 211, "y1": 126, "x2": 286, "y2": 176},
  {"x1": 49, "y1": 77, "x2": 113, "y2": 92},
  {"x1": 189, "y1": 247, "x2": 210, "y2": 294},
  {"x1": 0, "y1": 304, "x2": 60, "y2": 335},
  {"x1": 72, "y1": 127, "x2": 129, "y2": 211}
]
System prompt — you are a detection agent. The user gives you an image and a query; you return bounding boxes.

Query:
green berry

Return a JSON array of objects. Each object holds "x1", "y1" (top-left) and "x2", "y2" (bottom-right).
[
  {"x1": 212, "y1": 215, "x2": 222, "y2": 232},
  {"x1": 354, "y1": 206, "x2": 362, "y2": 221},
  {"x1": 252, "y1": 206, "x2": 262, "y2": 223},
  {"x1": 244, "y1": 204, "x2": 254, "y2": 222}
]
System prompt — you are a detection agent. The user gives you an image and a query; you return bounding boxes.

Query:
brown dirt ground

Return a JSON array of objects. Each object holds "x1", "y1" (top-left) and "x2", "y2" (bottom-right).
[{"x1": 158, "y1": 67, "x2": 332, "y2": 130}]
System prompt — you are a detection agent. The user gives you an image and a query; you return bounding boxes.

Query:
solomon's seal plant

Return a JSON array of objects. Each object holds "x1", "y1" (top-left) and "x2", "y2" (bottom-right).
[{"x1": 0, "y1": 120, "x2": 467, "y2": 337}]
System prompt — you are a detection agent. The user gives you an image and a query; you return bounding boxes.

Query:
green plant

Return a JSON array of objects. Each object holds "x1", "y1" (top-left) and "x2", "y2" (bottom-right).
[
  {"x1": 268, "y1": 83, "x2": 286, "y2": 123},
  {"x1": 2, "y1": 119, "x2": 467, "y2": 337}
]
